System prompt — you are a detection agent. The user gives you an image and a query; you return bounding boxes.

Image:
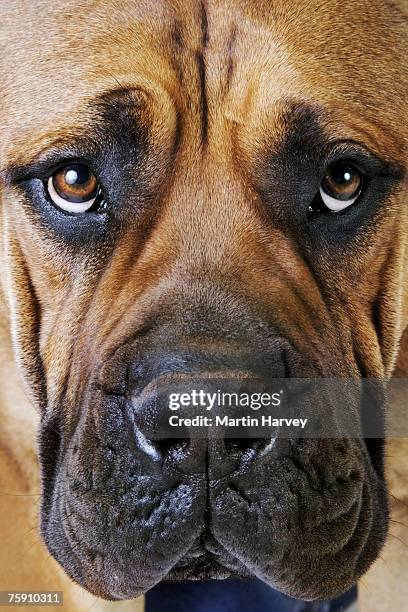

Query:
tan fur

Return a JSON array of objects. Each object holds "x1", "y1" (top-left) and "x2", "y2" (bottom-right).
[
  {"x1": 0, "y1": 0, "x2": 407, "y2": 608},
  {"x1": 360, "y1": 330, "x2": 408, "y2": 611}
]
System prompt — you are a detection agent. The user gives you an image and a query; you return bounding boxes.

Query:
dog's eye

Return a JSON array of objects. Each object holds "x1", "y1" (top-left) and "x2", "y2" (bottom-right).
[
  {"x1": 319, "y1": 163, "x2": 363, "y2": 212},
  {"x1": 46, "y1": 164, "x2": 101, "y2": 213}
]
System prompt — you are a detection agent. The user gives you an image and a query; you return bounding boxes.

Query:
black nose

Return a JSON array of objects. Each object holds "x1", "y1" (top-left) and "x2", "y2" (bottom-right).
[{"x1": 130, "y1": 373, "x2": 282, "y2": 477}]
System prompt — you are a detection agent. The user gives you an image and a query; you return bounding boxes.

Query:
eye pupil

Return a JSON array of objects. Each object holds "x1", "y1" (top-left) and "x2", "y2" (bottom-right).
[
  {"x1": 330, "y1": 165, "x2": 353, "y2": 185},
  {"x1": 47, "y1": 163, "x2": 102, "y2": 213},
  {"x1": 63, "y1": 164, "x2": 92, "y2": 187},
  {"x1": 51, "y1": 164, "x2": 98, "y2": 204},
  {"x1": 321, "y1": 163, "x2": 362, "y2": 202}
]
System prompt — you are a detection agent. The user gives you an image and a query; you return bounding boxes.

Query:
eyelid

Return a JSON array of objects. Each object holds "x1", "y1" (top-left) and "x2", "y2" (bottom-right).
[
  {"x1": 5, "y1": 146, "x2": 99, "y2": 185},
  {"x1": 322, "y1": 140, "x2": 402, "y2": 179}
]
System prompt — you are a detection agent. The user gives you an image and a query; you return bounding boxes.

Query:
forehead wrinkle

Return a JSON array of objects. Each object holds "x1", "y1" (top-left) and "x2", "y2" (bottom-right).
[
  {"x1": 224, "y1": 23, "x2": 238, "y2": 98},
  {"x1": 2, "y1": 0, "x2": 407, "y2": 172}
]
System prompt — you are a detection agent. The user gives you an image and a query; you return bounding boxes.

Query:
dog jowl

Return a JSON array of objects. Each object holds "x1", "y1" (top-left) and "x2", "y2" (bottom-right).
[{"x1": 0, "y1": 0, "x2": 407, "y2": 602}]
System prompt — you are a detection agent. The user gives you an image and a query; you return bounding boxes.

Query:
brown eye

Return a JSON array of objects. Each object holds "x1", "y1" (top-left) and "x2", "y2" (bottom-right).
[
  {"x1": 47, "y1": 164, "x2": 100, "y2": 213},
  {"x1": 319, "y1": 163, "x2": 363, "y2": 212}
]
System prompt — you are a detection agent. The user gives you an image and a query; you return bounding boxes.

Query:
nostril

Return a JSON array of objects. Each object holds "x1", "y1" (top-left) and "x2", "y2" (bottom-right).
[
  {"x1": 153, "y1": 437, "x2": 190, "y2": 457},
  {"x1": 225, "y1": 437, "x2": 264, "y2": 455}
]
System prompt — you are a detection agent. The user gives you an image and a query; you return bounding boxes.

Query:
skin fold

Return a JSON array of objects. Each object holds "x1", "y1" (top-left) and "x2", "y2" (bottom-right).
[{"x1": 0, "y1": 0, "x2": 407, "y2": 608}]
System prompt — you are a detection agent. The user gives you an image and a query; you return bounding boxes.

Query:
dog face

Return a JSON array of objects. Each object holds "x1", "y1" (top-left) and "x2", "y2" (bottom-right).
[{"x1": 0, "y1": 0, "x2": 407, "y2": 601}]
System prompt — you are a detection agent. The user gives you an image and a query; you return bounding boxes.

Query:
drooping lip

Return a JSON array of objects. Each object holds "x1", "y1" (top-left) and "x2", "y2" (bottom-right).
[
  {"x1": 42, "y1": 474, "x2": 382, "y2": 601},
  {"x1": 165, "y1": 534, "x2": 251, "y2": 581},
  {"x1": 167, "y1": 556, "x2": 236, "y2": 581}
]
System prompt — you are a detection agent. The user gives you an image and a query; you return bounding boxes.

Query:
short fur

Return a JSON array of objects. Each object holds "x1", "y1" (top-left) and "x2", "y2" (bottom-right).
[{"x1": 0, "y1": 0, "x2": 407, "y2": 608}]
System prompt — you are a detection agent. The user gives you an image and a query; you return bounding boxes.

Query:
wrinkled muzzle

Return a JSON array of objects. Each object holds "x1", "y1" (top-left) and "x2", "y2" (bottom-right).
[{"x1": 39, "y1": 280, "x2": 388, "y2": 601}]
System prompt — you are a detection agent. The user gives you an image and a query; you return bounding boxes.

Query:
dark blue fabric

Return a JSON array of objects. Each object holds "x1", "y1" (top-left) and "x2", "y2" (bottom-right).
[{"x1": 145, "y1": 579, "x2": 357, "y2": 612}]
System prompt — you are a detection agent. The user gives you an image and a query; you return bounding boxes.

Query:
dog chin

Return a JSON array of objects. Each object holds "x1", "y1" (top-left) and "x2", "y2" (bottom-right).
[{"x1": 165, "y1": 563, "x2": 241, "y2": 582}]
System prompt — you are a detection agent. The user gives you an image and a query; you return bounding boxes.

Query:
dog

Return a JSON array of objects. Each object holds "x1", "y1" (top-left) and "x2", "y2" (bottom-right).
[{"x1": 0, "y1": 0, "x2": 407, "y2": 608}]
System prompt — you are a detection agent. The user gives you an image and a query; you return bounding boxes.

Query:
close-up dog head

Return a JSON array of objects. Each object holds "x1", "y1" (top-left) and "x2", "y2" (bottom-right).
[{"x1": 0, "y1": 0, "x2": 407, "y2": 604}]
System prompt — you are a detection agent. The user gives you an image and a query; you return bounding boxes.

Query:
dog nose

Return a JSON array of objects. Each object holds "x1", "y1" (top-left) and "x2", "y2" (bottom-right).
[{"x1": 130, "y1": 375, "x2": 279, "y2": 476}]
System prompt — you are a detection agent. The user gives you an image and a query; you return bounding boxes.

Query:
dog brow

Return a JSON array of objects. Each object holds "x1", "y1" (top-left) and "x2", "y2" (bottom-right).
[
  {"x1": 1, "y1": 86, "x2": 150, "y2": 185},
  {"x1": 269, "y1": 98, "x2": 408, "y2": 172}
]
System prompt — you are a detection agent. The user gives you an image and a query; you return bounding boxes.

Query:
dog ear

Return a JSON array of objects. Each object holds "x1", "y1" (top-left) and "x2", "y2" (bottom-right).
[
  {"x1": 360, "y1": 326, "x2": 408, "y2": 611},
  {"x1": 395, "y1": 326, "x2": 408, "y2": 376},
  {"x1": 0, "y1": 223, "x2": 47, "y2": 412},
  {"x1": 403, "y1": 240, "x2": 408, "y2": 336}
]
